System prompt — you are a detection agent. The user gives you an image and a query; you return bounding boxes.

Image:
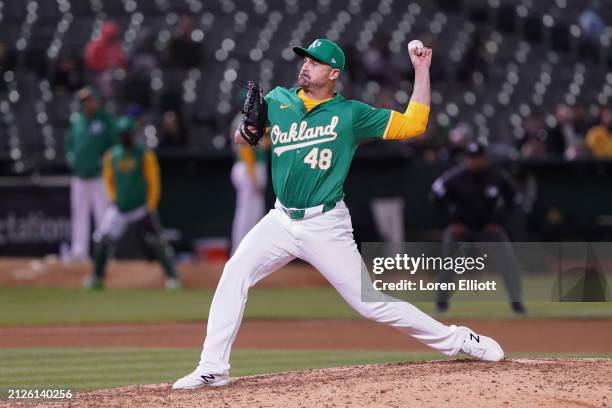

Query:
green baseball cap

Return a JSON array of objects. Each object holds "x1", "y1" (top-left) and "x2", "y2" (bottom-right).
[
  {"x1": 116, "y1": 116, "x2": 135, "y2": 135},
  {"x1": 293, "y1": 39, "x2": 345, "y2": 71}
]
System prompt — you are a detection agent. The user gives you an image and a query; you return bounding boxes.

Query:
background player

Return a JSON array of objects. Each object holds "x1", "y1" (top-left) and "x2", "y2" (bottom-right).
[
  {"x1": 230, "y1": 111, "x2": 270, "y2": 254},
  {"x1": 64, "y1": 87, "x2": 116, "y2": 261},
  {"x1": 85, "y1": 117, "x2": 180, "y2": 289},
  {"x1": 173, "y1": 38, "x2": 504, "y2": 390}
]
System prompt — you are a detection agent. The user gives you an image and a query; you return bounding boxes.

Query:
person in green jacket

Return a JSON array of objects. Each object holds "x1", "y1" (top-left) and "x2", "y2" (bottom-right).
[
  {"x1": 64, "y1": 87, "x2": 117, "y2": 260},
  {"x1": 85, "y1": 116, "x2": 180, "y2": 290}
]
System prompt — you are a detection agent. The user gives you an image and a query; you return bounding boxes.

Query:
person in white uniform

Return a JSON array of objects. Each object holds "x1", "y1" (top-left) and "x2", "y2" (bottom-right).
[
  {"x1": 173, "y1": 39, "x2": 504, "y2": 390},
  {"x1": 64, "y1": 87, "x2": 117, "y2": 260},
  {"x1": 230, "y1": 113, "x2": 270, "y2": 254}
]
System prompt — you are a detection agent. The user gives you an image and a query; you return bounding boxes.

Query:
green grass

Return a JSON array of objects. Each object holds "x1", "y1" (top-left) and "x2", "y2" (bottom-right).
[
  {"x1": 1, "y1": 348, "x2": 610, "y2": 393},
  {"x1": 0, "y1": 287, "x2": 610, "y2": 326},
  {"x1": 0, "y1": 348, "x2": 440, "y2": 392}
]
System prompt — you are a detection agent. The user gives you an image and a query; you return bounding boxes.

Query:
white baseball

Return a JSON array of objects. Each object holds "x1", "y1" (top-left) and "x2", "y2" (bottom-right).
[{"x1": 408, "y1": 40, "x2": 424, "y2": 55}]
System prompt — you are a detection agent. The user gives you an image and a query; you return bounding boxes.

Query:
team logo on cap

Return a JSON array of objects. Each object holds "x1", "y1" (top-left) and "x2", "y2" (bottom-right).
[{"x1": 309, "y1": 40, "x2": 322, "y2": 49}]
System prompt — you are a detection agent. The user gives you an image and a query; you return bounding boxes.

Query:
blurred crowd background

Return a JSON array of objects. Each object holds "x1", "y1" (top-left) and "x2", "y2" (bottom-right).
[
  {"x1": 0, "y1": 0, "x2": 611, "y2": 257},
  {"x1": 0, "y1": 0, "x2": 611, "y2": 171}
]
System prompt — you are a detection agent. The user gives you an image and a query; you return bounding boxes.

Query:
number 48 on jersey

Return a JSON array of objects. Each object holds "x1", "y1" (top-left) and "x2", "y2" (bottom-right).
[{"x1": 304, "y1": 148, "x2": 332, "y2": 170}]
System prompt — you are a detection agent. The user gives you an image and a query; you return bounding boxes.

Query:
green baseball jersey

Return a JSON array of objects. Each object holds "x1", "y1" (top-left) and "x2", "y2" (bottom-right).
[
  {"x1": 265, "y1": 87, "x2": 391, "y2": 208},
  {"x1": 64, "y1": 109, "x2": 118, "y2": 178},
  {"x1": 254, "y1": 148, "x2": 268, "y2": 163},
  {"x1": 104, "y1": 144, "x2": 157, "y2": 212}
]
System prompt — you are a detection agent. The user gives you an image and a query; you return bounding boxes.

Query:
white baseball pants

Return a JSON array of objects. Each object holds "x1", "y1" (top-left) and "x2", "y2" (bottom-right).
[
  {"x1": 70, "y1": 176, "x2": 109, "y2": 259},
  {"x1": 370, "y1": 197, "x2": 406, "y2": 242},
  {"x1": 230, "y1": 162, "x2": 267, "y2": 254},
  {"x1": 95, "y1": 205, "x2": 148, "y2": 241},
  {"x1": 198, "y1": 201, "x2": 466, "y2": 375}
]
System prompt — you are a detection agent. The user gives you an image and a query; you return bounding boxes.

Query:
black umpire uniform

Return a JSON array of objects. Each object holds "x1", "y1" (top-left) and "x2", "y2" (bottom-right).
[{"x1": 431, "y1": 141, "x2": 526, "y2": 314}]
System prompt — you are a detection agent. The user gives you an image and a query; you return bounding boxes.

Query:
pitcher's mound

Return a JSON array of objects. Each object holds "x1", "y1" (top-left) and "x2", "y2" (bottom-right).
[{"x1": 16, "y1": 359, "x2": 612, "y2": 408}]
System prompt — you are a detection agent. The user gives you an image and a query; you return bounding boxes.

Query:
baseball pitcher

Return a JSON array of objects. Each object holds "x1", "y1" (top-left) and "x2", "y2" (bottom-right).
[
  {"x1": 85, "y1": 116, "x2": 180, "y2": 290},
  {"x1": 174, "y1": 39, "x2": 504, "y2": 389}
]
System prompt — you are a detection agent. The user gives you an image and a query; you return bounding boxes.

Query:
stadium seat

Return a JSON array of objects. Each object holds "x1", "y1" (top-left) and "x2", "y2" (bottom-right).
[{"x1": 0, "y1": 0, "x2": 609, "y2": 172}]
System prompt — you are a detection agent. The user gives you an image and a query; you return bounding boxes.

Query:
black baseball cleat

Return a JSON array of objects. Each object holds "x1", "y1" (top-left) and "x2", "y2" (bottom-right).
[
  {"x1": 511, "y1": 302, "x2": 527, "y2": 315},
  {"x1": 435, "y1": 301, "x2": 449, "y2": 314}
]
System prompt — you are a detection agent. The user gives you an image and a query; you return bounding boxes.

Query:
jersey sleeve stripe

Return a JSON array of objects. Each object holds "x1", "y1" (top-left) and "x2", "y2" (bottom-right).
[{"x1": 382, "y1": 111, "x2": 396, "y2": 140}]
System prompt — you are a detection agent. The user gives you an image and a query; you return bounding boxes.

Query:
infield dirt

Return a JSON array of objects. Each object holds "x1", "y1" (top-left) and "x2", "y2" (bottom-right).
[
  {"x1": 1, "y1": 319, "x2": 611, "y2": 352},
  {"x1": 2, "y1": 259, "x2": 611, "y2": 407},
  {"x1": 4, "y1": 359, "x2": 611, "y2": 408}
]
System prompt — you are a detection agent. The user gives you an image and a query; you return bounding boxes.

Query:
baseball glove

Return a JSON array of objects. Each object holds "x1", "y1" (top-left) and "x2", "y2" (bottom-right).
[{"x1": 238, "y1": 81, "x2": 267, "y2": 146}]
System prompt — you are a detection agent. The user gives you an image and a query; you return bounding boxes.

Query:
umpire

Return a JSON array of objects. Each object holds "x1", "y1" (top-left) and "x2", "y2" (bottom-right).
[
  {"x1": 85, "y1": 116, "x2": 180, "y2": 289},
  {"x1": 431, "y1": 141, "x2": 526, "y2": 314}
]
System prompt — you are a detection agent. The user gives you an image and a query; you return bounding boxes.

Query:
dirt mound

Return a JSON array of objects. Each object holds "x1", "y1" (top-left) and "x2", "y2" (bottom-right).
[{"x1": 7, "y1": 359, "x2": 611, "y2": 408}]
